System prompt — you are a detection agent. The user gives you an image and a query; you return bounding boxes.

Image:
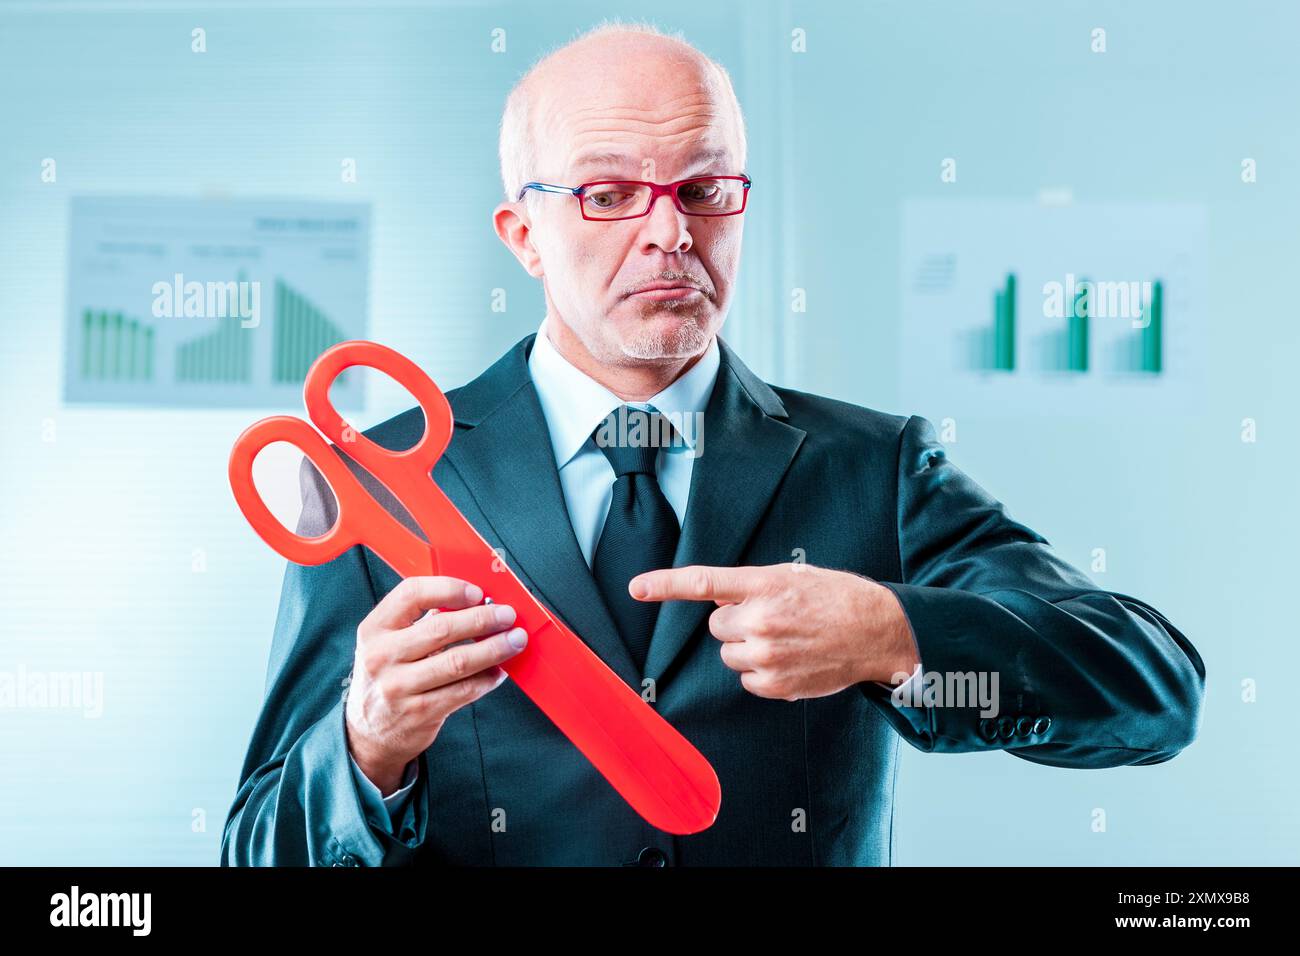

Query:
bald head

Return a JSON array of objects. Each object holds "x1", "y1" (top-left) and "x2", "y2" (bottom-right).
[{"x1": 498, "y1": 22, "x2": 747, "y2": 201}]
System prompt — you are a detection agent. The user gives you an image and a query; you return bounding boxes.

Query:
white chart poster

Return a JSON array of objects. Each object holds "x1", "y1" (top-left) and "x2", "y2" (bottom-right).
[{"x1": 64, "y1": 197, "x2": 370, "y2": 408}]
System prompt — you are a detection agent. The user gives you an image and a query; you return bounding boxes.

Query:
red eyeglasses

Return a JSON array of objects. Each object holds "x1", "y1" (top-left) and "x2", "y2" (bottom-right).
[{"x1": 518, "y1": 175, "x2": 752, "y2": 221}]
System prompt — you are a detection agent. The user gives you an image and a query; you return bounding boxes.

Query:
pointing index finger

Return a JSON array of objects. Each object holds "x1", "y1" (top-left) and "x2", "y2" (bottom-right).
[{"x1": 629, "y1": 565, "x2": 760, "y2": 604}]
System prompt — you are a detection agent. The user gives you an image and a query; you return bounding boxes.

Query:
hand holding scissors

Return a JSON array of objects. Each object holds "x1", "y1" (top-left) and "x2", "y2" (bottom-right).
[{"x1": 228, "y1": 340, "x2": 721, "y2": 835}]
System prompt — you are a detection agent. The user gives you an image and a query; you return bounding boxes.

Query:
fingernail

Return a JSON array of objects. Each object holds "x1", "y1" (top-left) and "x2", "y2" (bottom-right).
[
  {"x1": 494, "y1": 605, "x2": 516, "y2": 627},
  {"x1": 506, "y1": 627, "x2": 528, "y2": 650},
  {"x1": 464, "y1": 583, "x2": 483, "y2": 603}
]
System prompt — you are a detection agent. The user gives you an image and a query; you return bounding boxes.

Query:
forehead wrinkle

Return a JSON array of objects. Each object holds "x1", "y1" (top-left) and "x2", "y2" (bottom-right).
[
  {"x1": 571, "y1": 143, "x2": 730, "y2": 162},
  {"x1": 570, "y1": 117, "x2": 724, "y2": 140},
  {"x1": 566, "y1": 106, "x2": 726, "y2": 132},
  {"x1": 566, "y1": 130, "x2": 727, "y2": 169},
  {"x1": 566, "y1": 127, "x2": 733, "y2": 173},
  {"x1": 568, "y1": 99, "x2": 725, "y2": 123},
  {"x1": 567, "y1": 89, "x2": 725, "y2": 116},
  {"x1": 568, "y1": 106, "x2": 727, "y2": 139}
]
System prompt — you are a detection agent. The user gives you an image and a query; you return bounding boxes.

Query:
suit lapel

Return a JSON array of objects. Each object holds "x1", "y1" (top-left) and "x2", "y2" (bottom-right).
[
  {"x1": 440, "y1": 334, "x2": 640, "y2": 689},
  {"x1": 643, "y1": 337, "x2": 807, "y2": 684}
]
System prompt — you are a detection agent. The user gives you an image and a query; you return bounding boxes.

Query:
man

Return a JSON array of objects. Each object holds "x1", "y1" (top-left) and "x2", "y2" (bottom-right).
[{"x1": 221, "y1": 22, "x2": 1205, "y2": 867}]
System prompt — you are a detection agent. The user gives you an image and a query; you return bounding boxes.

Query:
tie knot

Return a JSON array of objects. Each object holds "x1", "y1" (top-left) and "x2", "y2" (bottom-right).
[{"x1": 593, "y1": 405, "x2": 677, "y2": 477}]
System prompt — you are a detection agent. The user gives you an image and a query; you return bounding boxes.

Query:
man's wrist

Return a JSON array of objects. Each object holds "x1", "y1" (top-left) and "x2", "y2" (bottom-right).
[
  {"x1": 345, "y1": 721, "x2": 406, "y2": 797},
  {"x1": 353, "y1": 752, "x2": 405, "y2": 797},
  {"x1": 859, "y1": 580, "x2": 921, "y2": 685}
]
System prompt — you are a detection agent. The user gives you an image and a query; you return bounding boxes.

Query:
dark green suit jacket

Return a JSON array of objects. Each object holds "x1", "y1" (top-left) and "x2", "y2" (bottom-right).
[{"x1": 221, "y1": 333, "x2": 1205, "y2": 866}]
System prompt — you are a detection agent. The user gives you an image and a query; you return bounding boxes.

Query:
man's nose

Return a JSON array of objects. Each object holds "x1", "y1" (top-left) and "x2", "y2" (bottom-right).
[{"x1": 637, "y1": 192, "x2": 692, "y2": 255}]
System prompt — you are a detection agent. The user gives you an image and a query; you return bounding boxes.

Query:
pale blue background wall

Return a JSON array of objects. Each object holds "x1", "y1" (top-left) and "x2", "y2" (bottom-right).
[{"x1": 0, "y1": 0, "x2": 1293, "y2": 864}]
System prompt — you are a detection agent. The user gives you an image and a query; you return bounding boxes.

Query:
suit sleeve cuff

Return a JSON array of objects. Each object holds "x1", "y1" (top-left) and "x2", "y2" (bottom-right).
[
  {"x1": 858, "y1": 581, "x2": 1036, "y2": 754},
  {"x1": 293, "y1": 695, "x2": 427, "y2": 865}
]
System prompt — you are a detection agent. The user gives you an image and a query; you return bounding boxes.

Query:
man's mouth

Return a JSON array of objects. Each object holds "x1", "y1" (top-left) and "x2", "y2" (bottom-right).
[{"x1": 629, "y1": 284, "x2": 704, "y2": 302}]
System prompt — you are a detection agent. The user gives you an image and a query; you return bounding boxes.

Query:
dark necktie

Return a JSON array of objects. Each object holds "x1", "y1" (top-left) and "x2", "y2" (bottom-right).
[{"x1": 590, "y1": 405, "x2": 681, "y2": 673}]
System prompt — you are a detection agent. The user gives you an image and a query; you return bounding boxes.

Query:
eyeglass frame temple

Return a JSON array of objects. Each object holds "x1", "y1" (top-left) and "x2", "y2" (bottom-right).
[{"x1": 516, "y1": 182, "x2": 581, "y2": 201}]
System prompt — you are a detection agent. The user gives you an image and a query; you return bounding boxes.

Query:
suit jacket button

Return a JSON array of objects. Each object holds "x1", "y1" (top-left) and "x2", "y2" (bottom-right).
[
  {"x1": 1015, "y1": 716, "x2": 1034, "y2": 738},
  {"x1": 636, "y1": 846, "x2": 668, "y2": 867},
  {"x1": 1032, "y1": 716, "x2": 1052, "y2": 735},
  {"x1": 997, "y1": 716, "x2": 1016, "y2": 740}
]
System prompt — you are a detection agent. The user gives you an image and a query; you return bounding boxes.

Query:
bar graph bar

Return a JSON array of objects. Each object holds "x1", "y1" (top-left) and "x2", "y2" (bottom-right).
[
  {"x1": 1107, "y1": 278, "x2": 1166, "y2": 374},
  {"x1": 78, "y1": 309, "x2": 156, "y2": 383},
  {"x1": 1142, "y1": 280, "x2": 1163, "y2": 373},
  {"x1": 993, "y1": 272, "x2": 1016, "y2": 370},
  {"x1": 1069, "y1": 278, "x2": 1089, "y2": 372}
]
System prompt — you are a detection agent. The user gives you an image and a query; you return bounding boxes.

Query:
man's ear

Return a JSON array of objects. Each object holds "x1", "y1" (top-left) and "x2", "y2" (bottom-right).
[{"x1": 493, "y1": 201, "x2": 544, "y2": 278}]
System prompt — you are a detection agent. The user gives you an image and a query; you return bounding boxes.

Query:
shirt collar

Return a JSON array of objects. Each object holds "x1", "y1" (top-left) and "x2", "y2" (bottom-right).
[{"x1": 527, "y1": 317, "x2": 720, "y2": 470}]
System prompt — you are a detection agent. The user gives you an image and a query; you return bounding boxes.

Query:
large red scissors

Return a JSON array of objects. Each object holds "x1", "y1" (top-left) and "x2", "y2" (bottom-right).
[{"x1": 228, "y1": 340, "x2": 720, "y2": 835}]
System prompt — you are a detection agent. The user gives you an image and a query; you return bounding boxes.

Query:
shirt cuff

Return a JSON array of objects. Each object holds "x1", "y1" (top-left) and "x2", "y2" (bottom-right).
[
  {"x1": 347, "y1": 751, "x2": 418, "y2": 832},
  {"x1": 871, "y1": 659, "x2": 924, "y2": 693}
]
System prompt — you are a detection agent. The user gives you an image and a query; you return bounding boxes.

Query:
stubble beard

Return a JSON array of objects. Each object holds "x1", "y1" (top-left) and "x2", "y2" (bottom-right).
[{"x1": 617, "y1": 301, "x2": 713, "y2": 361}]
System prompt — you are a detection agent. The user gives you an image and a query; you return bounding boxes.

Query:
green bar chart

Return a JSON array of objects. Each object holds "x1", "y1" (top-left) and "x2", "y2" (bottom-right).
[
  {"x1": 1110, "y1": 279, "x2": 1164, "y2": 374},
  {"x1": 272, "y1": 278, "x2": 346, "y2": 384},
  {"x1": 977, "y1": 270, "x2": 1169, "y2": 377},
  {"x1": 1035, "y1": 277, "x2": 1092, "y2": 373},
  {"x1": 900, "y1": 199, "x2": 1205, "y2": 419},
  {"x1": 174, "y1": 315, "x2": 253, "y2": 383},
  {"x1": 970, "y1": 273, "x2": 1017, "y2": 371},
  {"x1": 77, "y1": 309, "x2": 156, "y2": 383}
]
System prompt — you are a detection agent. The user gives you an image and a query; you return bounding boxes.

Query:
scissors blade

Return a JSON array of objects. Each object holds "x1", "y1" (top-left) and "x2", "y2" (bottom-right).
[
  {"x1": 515, "y1": 619, "x2": 722, "y2": 834},
  {"x1": 419, "y1": 501, "x2": 721, "y2": 835}
]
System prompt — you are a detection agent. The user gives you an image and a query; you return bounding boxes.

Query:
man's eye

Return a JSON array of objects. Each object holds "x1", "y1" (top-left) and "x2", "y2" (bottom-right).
[
  {"x1": 587, "y1": 190, "x2": 631, "y2": 207},
  {"x1": 680, "y1": 182, "x2": 721, "y2": 203}
]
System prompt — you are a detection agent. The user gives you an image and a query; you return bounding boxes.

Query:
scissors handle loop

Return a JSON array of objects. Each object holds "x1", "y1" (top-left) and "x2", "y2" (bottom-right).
[
  {"x1": 304, "y1": 340, "x2": 453, "y2": 477},
  {"x1": 228, "y1": 340, "x2": 450, "y2": 577},
  {"x1": 228, "y1": 415, "x2": 364, "y2": 566}
]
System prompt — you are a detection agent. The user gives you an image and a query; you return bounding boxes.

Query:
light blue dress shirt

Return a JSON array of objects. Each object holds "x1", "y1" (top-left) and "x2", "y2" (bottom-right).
[
  {"x1": 527, "y1": 316, "x2": 719, "y2": 566},
  {"x1": 347, "y1": 317, "x2": 721, "y2": 831}
]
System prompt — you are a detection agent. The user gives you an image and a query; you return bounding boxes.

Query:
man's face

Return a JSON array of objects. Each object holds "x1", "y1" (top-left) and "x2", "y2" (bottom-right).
[{"x1": 503, "y1": 48, "x2": 746, "y2": 367}]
